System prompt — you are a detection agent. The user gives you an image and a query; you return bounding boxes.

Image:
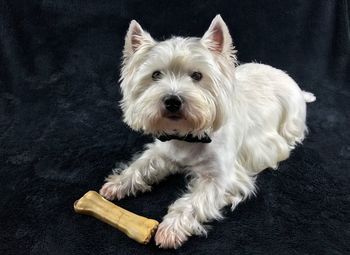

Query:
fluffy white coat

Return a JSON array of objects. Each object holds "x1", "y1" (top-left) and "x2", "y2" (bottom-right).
[{"x1": 100, "y1": 15, "x2": 316, "y2": 249}]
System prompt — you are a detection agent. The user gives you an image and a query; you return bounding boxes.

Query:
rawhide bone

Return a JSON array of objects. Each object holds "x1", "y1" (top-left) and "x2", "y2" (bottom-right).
[{"x1": 74, "y1": 191, "x2": 159, "y2": 244}]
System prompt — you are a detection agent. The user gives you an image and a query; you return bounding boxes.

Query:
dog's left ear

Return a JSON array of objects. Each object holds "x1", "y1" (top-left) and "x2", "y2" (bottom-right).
[
  {"x1": 124, "y1": 20, "x2": 156, "y2": 58},
  {"x1": 201, "y1": 15, "x2": 234, "y2": 57}
]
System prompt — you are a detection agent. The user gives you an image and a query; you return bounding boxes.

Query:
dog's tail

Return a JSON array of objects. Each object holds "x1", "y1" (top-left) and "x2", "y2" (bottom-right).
[{"x1": 302, "y1": 91, "x2": 316, "y2": 103}]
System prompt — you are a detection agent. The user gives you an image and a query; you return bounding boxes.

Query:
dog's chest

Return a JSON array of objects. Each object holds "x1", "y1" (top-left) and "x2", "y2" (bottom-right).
[{"x1": 160, "y1": 141, "x2": 209, "y2": 166}]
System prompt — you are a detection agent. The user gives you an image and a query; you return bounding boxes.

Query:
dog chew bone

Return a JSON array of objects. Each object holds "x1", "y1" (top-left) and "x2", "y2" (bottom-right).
[{"x1": 74, "y1": 191, "x2": 159, "y2": 244}]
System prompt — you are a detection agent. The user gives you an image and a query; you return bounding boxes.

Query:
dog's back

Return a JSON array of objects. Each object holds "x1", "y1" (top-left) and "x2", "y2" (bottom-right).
[{"x1": 234, "y1": 63, "x2": 315, "y2": 173}]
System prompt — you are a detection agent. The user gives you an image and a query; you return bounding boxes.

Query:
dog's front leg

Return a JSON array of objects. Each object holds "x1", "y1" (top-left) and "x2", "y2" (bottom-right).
[
  {"x1": 155, "y1": 175, "x2": 227, "y2": 249},
  {"x1": 100, "y1": 144, "x2": 178, "y2": 200}
]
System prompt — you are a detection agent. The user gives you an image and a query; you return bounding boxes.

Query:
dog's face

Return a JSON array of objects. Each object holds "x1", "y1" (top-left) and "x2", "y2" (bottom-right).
[{"x1": 120, "y1": 15, "x2": 236, "y2": 137}]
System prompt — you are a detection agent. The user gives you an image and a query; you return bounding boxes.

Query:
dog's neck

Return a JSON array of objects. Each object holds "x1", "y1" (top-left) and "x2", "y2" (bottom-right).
[{"x1": 156, "y1": 133, "x2": 212, "y2": 143}]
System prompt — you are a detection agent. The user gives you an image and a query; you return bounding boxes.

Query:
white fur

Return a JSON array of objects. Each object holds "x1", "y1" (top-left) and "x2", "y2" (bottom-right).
[{"x1": 99, "y1": 15, "x2": 315, "y2": 249}]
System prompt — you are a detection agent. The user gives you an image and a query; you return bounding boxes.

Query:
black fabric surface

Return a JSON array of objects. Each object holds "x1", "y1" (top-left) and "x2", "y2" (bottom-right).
[{"x1": 1, "y1": 1, "x2": 349, "y2": 254}]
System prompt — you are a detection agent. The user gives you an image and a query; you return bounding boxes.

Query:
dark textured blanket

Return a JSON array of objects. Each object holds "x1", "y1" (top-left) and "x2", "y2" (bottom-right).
[{"x1": 1, "y1": 0, "x2": 349, "y2": 254}]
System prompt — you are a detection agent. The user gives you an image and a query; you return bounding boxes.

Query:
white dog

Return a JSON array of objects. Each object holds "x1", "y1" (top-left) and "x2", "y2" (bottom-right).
[{"x1": 100, "y1": 15, "x2": 316, "y2": 249}]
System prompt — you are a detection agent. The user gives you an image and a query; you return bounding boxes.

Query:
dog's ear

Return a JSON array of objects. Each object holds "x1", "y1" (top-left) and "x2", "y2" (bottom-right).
[
  {"x1": 201, "y1": 15, "x2": 235, "y2": 57},
  {"x1": 124, "y1": 20, "x2": 155, "y2": 57}
]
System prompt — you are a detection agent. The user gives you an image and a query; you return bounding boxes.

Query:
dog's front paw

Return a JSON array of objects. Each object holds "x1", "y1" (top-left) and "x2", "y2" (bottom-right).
[
  {"x1": 99, "y1": 178, "x2": 125, "y2": 201},
  {"x1": 155, "y1": 221, "x2": 188, "y2": 249},
  {"x1": 99, "y1": 171, "x2": 152, "y2": 200}
]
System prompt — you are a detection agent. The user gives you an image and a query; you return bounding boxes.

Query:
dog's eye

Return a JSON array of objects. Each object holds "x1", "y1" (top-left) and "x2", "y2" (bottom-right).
[
  {"x1": 152, "y1": 71, "x2": 162, "y2": 81},
  {"x1": 191, "y1": 72, "x2": 202, "y2": 81}
]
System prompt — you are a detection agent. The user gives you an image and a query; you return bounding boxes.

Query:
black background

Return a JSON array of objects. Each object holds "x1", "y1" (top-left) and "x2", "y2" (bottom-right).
[{"x1": 1, "y1": 0, "x2": 349, "y2": 254}]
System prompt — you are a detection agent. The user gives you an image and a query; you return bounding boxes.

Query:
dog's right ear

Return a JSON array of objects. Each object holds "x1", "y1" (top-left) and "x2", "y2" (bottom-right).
[{"x1": 123, "y1": 20, "x2": 155, "y2": 58}]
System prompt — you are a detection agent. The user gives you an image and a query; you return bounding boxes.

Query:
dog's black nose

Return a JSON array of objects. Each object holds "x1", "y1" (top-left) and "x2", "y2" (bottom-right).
[{"x1": 163, "y1": 95, "x2": 182, "y2": 113}]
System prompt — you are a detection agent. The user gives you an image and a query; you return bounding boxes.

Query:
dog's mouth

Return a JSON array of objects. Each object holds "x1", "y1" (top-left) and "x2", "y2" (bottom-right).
[{"x1": 164, "y1": 113, "x2": 183, "y2": 121}]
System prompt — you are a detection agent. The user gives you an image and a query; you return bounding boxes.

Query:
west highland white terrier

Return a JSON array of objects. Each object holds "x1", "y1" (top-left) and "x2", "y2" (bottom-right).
[{"x1": 100, "y1": 15, "x2": 316, "y2": 249}]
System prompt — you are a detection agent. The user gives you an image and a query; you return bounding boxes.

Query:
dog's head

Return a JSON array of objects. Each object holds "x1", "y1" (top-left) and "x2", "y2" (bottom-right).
[{"x1": 120, "y1": 15, "x2": 237, "y2": 137}]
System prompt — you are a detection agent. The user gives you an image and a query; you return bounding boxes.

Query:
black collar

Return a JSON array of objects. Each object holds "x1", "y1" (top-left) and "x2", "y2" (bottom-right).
[{"x1": 156, "y1": 133, "x2": 212, "y2": 143}]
